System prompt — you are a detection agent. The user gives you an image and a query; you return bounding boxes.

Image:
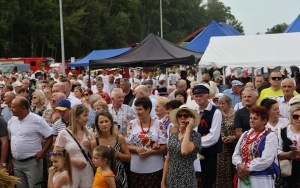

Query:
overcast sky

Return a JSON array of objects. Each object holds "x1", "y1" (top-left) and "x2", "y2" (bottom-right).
[{"x1": 219, "y1": 0, "x2": 300, "y2": 34}]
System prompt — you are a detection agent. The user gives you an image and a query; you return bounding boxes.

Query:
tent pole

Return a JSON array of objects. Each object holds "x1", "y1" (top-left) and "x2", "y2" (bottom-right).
[
  {"x1": 88, "y1": 68, "x2": 91, "y2": 89},
  {"x1": 222, "y1": 67, "x2": 226, "y2": 85}
]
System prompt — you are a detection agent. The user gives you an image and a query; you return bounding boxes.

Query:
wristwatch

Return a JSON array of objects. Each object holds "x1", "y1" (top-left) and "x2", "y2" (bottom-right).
[{"x1": 2, "y1": 163, "x2": 7, "y2": 167}]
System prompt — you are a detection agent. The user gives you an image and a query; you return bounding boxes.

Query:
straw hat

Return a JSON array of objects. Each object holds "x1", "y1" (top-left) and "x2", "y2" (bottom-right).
[{"x1": 169, "y1": 104, "x2": 200, "y2": 128}]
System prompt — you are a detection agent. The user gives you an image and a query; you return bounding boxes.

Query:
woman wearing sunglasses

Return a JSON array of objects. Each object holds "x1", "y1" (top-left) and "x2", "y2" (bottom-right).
[
  {"x1": 161, "y1": 104, "x2": 201, "y2": 188},
  {"x1": 232, "y1": 106, "x2": 280, "y2": 188},
  {"x1": 278, "y1": 105, "x2": 300, "y2": 187},
  {"x1": 81, "y1": 88, "x2": 93, "y2": 108},
  {"x1": 54, "y1": 104, "x2": 95, "y2": 188}
]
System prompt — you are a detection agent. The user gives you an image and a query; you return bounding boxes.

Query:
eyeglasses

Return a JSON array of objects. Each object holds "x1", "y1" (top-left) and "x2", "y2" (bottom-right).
[
  {"x1": 49, "y1": 150, "x2": 66, "y2": 157},
  {"x1": 292, "y1": 114, "x2": 300, "y2": 120},
  {"x1": 176, "y1": 113, "x2": 193, "y2": 119},
  {"x1": 271, "y1": 77, "x2": 282, "y2": 81},
  {"x1": 83, "y1": 93, "x2": 89, "y2": 96}
]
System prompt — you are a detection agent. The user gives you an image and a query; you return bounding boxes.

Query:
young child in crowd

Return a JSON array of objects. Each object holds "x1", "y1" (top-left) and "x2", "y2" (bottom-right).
[
  {"x1": 92, "y1": 146, "x2": 116, "y2": 188},
  {"x1": 48, "y1": 149, "x2": 72, "y2": 188}
]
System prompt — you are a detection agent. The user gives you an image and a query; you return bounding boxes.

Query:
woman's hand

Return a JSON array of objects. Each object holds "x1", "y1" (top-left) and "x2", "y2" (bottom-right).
[
  {"x1": 139, "y1": 149, "x2": 152, "y2": 158},
  {"x1": 186, "y1": 117, "x2": 195, "y2": 132},
  {"x1": 237, "y1": 163, "x2": 250, "y2": 179},
  {"x1": 72, "y1": 158, "x2": 87, "y2": 169},
  {"x1": 161, "y1": 182, "x2": 167, "y2": 188},
  {"x1": 223, "y1": 135, "x2": 236, "y2": 144}
]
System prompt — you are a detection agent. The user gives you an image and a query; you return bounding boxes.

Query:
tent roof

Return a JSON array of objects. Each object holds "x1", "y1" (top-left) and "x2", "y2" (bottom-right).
[
  {"x1": 89, "y1": 33, "x2": 202, "y2": 69},
  {"x1": 185, "y1": 20, "x2": 242, "y2": 53},
  {"x1": 284, "y1": 14, "x2": 300, "y2": 33},
  {"x1": 68, "y1": 48, "x2": 131, "y2": 67},
  {"x1": 199, "y1": 32, "x2": 300, "y2": 68}
]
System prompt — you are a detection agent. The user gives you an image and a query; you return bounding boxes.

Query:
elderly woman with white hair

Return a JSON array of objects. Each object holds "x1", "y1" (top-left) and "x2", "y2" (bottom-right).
[
  {"x1": 216, "y1": 94, "x2": 237, "y2": 187},
  {"x1": 161, "y1": 105, "x2": 201, "y2": 188}
]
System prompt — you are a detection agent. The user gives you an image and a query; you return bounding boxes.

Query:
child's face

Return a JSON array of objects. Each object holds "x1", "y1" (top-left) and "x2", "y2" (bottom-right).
[
  {"x1": 92, "y1": 152, "x2": 106, "y2": 168},
  {"x1": 93, "y1": 106, "x2": 103, "y2": 113},
  {"x1": 50, "y1": 155, "x2": 65, "y2": 171}
]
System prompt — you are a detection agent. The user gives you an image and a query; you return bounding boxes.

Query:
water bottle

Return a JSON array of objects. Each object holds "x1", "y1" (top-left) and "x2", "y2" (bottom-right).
[{"x1": 242, "y1": 177, "x2": 251, "y2": 186}]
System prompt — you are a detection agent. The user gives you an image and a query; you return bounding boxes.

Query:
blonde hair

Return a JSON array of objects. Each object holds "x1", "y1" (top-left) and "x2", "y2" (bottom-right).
[
  {"x1": 32, "y1": 90, "x2": 46, "y2": 106},
  {"x1": 290, "y1": 105, "x2": 300, "y2": 122},
  {"x1": 93, "y1": 100, "x2": 108, "y2": 110},
  {"x1": 69, "y1": 104, "x2": 89, "y2": 137},
  {"x1": 156, "y1": 97, "x2": 168, "y2": 108}
]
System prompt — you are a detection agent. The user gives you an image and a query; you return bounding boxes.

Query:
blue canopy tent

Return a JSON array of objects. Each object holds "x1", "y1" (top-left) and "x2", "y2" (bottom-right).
[
  {"x1": 185, "y1": 20, "x2": 242, "y2": 53},
  {"x1": 68, "y1": 47, "x2": 131, "y2": 67},
  {"x1": 284, "y1": 14, "x2": 300, "y2": 33}
]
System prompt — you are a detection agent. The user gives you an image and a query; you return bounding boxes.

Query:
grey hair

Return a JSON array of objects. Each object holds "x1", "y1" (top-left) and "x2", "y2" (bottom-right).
[
  {"x1": 218, "y1": 94, "x2": 232, "y2": 106},
  {"x1": 135, "y1": 85, "x2": 150, "y2": 96},
  {"x1": 89, "y1": 94, "x2": 102, "y2": 106},
  {"x1": 281, "y1": 78, "x2": 296, "y2": 87},
  {"x1": 96, "y1": 81, "x2": 104, "y2": 87},
  {"x1": 242, "y1": 88, "x2": 258, "y2": 97},
  {"x1": 111, "y1": 88, "x2": 123, "y2": 99},
  {"x1": 53, "y1": 83, "x2": 66, "y2": 92}
]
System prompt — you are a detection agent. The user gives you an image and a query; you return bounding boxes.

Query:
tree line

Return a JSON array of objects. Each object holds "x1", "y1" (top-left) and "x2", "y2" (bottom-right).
[{"x1": 0, "y1": 0, "x2": 243, "y2": 61}]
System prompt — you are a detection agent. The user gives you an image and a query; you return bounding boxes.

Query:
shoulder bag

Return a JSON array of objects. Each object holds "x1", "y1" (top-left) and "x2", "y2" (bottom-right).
[{"x1": 65, "y1": 129, "x2": 95, "y2": 174}]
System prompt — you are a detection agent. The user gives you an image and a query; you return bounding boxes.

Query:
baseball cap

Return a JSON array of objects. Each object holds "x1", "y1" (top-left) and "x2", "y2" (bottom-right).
[
  {"x1": 231, "y1": 80, "x2": 243, "y2": 86},
  {"x1": 55, "y1": 99, "x2": 71, "y2": 111},
  {"x1": 192, "y1": 84, "x2": 210, "y2": 94}
]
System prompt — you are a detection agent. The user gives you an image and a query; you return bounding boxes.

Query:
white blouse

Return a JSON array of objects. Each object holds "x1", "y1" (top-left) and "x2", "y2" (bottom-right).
[{"x1": 125, "y1": 118, "x2": 167, "y2": 173}]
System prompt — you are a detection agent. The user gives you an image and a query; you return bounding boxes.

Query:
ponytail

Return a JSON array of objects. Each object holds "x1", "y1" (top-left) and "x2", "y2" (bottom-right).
[
  {"x1": 94, "y1": 146, "x2": 116, "y2": 174},
  {"x1": 109, "y1": 146, "x2": 116, "y2": 175}
]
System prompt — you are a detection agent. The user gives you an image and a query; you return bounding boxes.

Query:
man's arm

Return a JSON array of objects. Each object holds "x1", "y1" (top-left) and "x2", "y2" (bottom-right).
[
  {"x1": 0, "y1": 136, "x2": 8, "y2": 170},
  {"x1": 201, "y1": 109, "x2": 222, "y2": 147},
  {"x1": 36, "y1": 135, "x2": 53, "y2": 160}
]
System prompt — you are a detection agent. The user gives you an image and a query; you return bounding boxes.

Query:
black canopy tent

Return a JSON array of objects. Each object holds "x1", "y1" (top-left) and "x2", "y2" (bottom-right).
[{"x1": 89, "y1": 33, "x2": 202, "y2": 69}]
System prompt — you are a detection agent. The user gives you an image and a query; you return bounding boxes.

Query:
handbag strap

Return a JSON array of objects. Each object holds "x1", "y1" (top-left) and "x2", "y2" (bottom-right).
[{"x1": 65, "y1": 129, "x2": 93, "y2": 167}]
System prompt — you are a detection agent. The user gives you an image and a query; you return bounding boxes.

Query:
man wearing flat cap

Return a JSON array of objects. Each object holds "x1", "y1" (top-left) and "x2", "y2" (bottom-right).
[
  {"x1": 223, "y1": 80, "x2": 243, "y2": 108},
  {"x1": 192, "y1": 84, "x2": 222, "y2": 188}
]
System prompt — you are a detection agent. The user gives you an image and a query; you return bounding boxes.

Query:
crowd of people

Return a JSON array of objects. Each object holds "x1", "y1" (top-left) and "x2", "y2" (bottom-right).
[{"x1": 0, "y1": 66, "x2": 300, "y2": 188}]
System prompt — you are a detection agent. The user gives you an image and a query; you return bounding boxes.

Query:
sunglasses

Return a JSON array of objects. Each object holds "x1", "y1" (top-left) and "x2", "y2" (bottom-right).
[
  {"x1": 83, "y1": 93, "x2": 89, "y2": 96},
  {"x1": 292, "y1": 114, "x2": 300, "y2": 120},
  {"x1": 49, "y1": 150, "x2": 66, "y2": 157},
  {"x1": 115, "y1": 82, "x2": 120, "y2": 84},
  {"x1": 176, "y1": 113, "x2": 193, "y2": 119},
  {"x1": 271, "y1": 77, "x2": 282, "y2": 81}
]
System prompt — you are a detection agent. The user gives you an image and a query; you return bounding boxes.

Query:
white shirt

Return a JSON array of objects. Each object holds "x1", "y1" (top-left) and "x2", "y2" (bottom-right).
[
  {"x1": 265, "y1": 117, "x2": 289, "y2": 133},
  {"x1": 278, "y1": 97, "x2": 291, "y2": 119},
  {"x1": 108, "y1": 104, "x2": 137, "y2": 134},
  {"x1": 100, "y1": 74, "x2": 109, "y2": 86},
  {"x1": 67, "y1": 93, "x2": 82, "y2": 107},
  {"x1": 129, "y1": 77, "x2": 140, "y2": 89},
  {"x1": 156, "y1": 74, "x2": 167, "y2": 89},
  {"x1": 195, "y1": 102, "x2": 222, "y2": 147},
  {"x1": 168, "y1": 73, "x2": 178, "y2": 85},
  {"x1": 8, "y1": 112, "x2": 52, "y2": 160}
]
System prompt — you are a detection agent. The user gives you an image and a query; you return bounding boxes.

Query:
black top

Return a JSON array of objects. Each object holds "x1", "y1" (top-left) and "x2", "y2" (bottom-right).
[
  {"x1": 233, "y1": 107, "x2": 250, "y2": 132},
  {"x1": 124, "y1": 90, "x2": 134, "y2": 106}
]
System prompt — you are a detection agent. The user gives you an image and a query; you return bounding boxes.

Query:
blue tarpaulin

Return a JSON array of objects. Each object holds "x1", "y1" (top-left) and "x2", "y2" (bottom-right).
[
  {"x1": 185, "y1": 20, "x2": 241, "y2": 53},
  {"x1": 68, "y1": 47, "x2": 131, "y2": 67},
  {"x1": 284, "y1": 14, "x2": 300, "y2": 33}
]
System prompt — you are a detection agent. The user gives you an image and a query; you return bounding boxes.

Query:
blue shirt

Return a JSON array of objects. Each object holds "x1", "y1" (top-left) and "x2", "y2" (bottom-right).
[{"x1": 223, "y1": 89, "x2": 241, "y2": 108}]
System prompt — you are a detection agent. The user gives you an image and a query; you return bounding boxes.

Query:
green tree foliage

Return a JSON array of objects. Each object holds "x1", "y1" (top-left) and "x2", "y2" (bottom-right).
[
  {"x1": 265, "y1": 23, "x2": 288, "y2": 34},
  {"x1": 0, "y1": 0, "x2": 243, "y2": 60}
]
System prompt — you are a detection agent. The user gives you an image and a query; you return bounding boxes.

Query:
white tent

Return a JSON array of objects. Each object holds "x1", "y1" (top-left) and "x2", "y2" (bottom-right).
[{"x1": 199, "y1": 32, "x2": 300, "y2": 68}]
